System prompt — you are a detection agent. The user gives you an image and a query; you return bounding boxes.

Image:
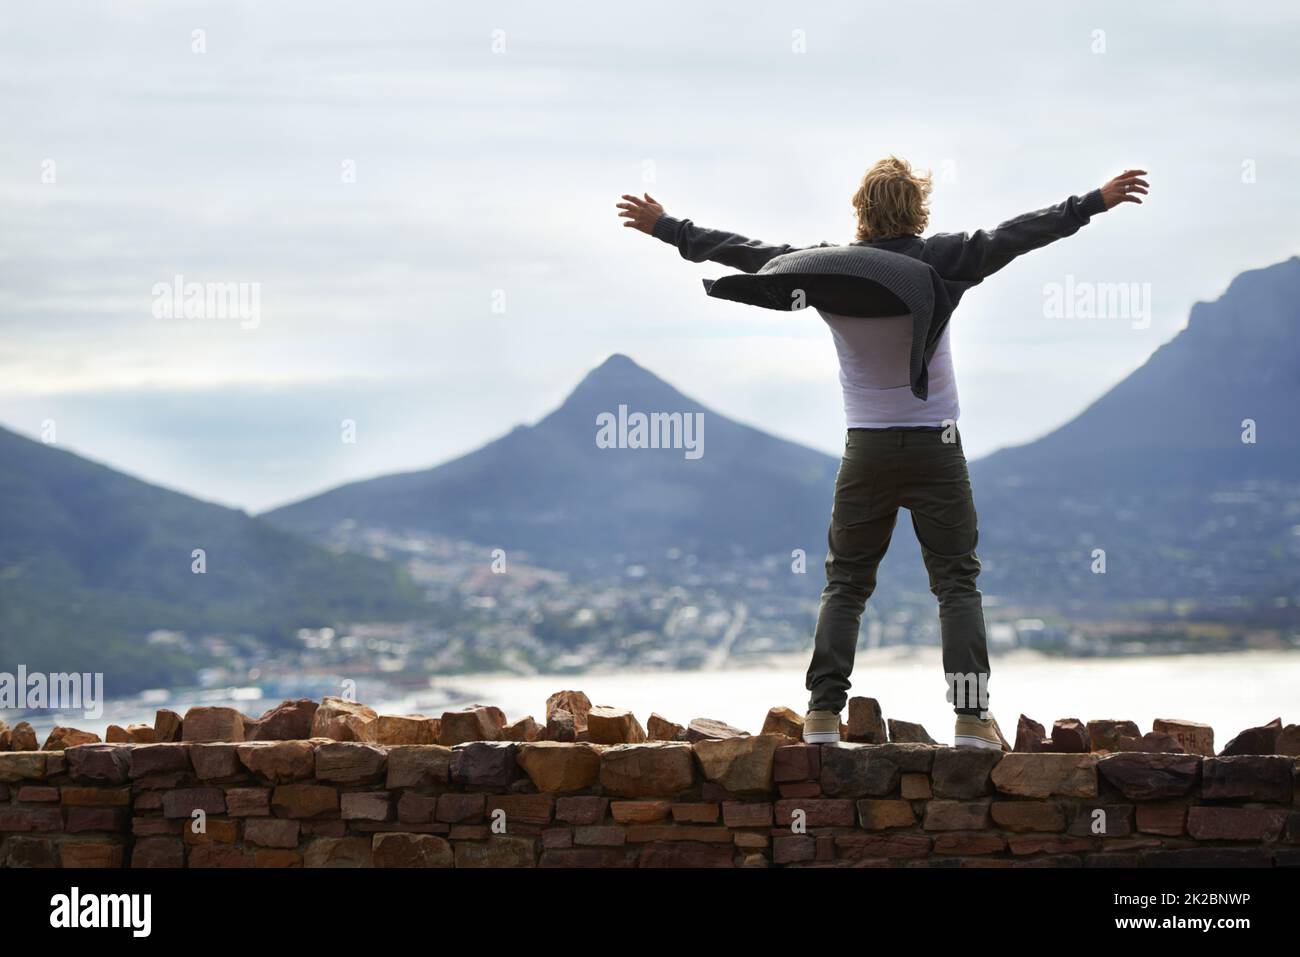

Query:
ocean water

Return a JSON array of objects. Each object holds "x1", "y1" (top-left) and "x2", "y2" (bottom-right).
[
  {"x1": 392, "y1": 647, "x2": 1298, "y2": 744},
  {"x1": 9, "y1": 648, "x2": 1297, "y2": 745}
]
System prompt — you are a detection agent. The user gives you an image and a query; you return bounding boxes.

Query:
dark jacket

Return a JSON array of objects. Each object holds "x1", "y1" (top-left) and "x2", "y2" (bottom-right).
[{"x1": 652, "y1": 188, "x2": 1108, "y2": 400}]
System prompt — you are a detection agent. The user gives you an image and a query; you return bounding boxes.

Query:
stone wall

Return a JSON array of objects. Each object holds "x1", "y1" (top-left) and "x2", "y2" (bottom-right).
[{"x1": 3, "y1": 736, "x2": 1298, "y2": 868}]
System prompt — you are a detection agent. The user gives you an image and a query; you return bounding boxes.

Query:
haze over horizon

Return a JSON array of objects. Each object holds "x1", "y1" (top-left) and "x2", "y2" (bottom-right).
[{"x1": 3, "y1": 1, "x2": 1298, "y2": 511}]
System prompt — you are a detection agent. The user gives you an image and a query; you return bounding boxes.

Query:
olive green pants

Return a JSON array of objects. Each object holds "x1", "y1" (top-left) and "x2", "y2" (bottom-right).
[{"x1": 805, "y1": 426, "x2": 991, "y2": 716}]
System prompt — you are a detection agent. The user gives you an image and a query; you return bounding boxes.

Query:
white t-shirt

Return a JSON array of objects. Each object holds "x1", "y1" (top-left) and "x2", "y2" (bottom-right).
[{"x1": 817, "y1": 310, "x2": 960, "y2": 428}]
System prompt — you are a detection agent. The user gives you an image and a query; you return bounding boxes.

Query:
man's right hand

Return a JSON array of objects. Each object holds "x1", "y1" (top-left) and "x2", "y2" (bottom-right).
[
  {"x1": 617, "y1": 193, "x2": 666, "y2": 234},
  {"x1": 1099, "y1": 170, "x2": 1150, "y2": 209}
]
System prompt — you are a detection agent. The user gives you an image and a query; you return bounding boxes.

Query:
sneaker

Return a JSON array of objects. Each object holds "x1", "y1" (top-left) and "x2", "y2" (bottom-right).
[
  {"x1": 803, "y1": 710, "x2": 842, "y2": 744},
  {"x1": 954, "y1": 712, "x2": 1010, "y2": 750}
]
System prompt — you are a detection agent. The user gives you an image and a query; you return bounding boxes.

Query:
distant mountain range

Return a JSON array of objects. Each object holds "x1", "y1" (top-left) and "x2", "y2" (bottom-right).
[
  {"x1": 977, "y1": 255, "x2": 1300, "y2": 481},
  {"x1": 264, "y1": 353, "x2": 841, "y2": 565},
  {"x1": 267, "y1": 256, "x2": 1300, "y2": 612},
  {"x1": 969, "y1": 256, "x2": 1300, "y2": 611},
  {"x1": 0, "y1": 427, "x2": 425, "y2": 690}
]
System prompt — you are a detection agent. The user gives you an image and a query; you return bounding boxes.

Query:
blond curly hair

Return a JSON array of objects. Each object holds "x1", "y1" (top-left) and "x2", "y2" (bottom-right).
[{"x1": 852, "y1": 156, "x2": 933, "y2": 240}]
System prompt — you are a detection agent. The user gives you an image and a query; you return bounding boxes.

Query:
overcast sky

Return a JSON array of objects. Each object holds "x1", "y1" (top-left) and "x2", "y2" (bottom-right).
[{"x1": 2, "y1": 0, "x2": 1298, "y2": 511}]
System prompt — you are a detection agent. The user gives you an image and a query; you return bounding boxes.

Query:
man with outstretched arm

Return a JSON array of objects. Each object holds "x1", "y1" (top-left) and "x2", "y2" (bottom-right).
[{"x1": 618, "y1": 158, "x2": 1148, "y2": 747}]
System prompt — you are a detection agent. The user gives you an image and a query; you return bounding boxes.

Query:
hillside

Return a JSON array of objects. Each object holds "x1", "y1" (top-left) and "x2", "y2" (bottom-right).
[
  {"x1": 969, "y1": 257, "x2": 1300, "y2": 610},
  {"x1": 0, "y1": 426, "x2": 427, "y2": 690},
  {"x1": 264, "y1": 354, "x2": 840, "y2": 567}
]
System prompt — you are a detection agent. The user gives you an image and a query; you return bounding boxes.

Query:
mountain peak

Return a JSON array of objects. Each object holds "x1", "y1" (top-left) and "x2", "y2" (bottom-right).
[
  {"x1": 557, "y1": 353, "x2": 699, "y2": 416},
  {"x1": 1185, "y1": 255, "x2": 1300, "y2": 339},
  {"x1": 596, "y1": 352, "x2": 641, "y2": 371}
]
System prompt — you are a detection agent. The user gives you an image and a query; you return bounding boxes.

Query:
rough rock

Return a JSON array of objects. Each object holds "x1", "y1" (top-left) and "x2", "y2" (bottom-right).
[
  {"x1": 931, "y1": 747, "x2": 1001, "y2": 799},
  {"x1": 820, "y1": 743, "x2": 936, "y2": 797},
  {"x1": 545, "y1": 691, "x2": 592, "y2": 732},
  {"x1": 1013, "y1": 715, "x2": 1049, "y2": 753},
  {"x1": 65, "y1": 743, "x2": 130, "y2": 782},
  {"x1": 686, "y1": 718, "x2": 749, "y2": 742},
  {"x1": 42, "y1": 727, "x2": 101, "y2": 751},
  {"x1": 439, "y1": 706, "x2": 503, "y2": 745},
  {"x1": 1087, "y1": 719, "x2": 1141, "y2": 753},
  {"x1": 161, "y1": 787, "x2": 226, "y2": 818},
  {"x1": 225, "y1": 788, "x2": 270, "y2": 817},
  {"x1": 128, "y1": 743, "x2": 192, "y2": 779},
  {"x1": 310, "y1": 697, "x2": 378, "y2": 742},
  {"x1": 154, "y1": 710, "x2": 183, "y2": 743},
  {"x1": 373, "y1": 714, "x2": 440, "y2": 745},
  {"x1": 1050, "y1": 719, "x2": 1091, "y2": 753},
  {"x1": 314, "y1": 742, "x2": 386, "y2": 783},
  {"x1": 544, "y1": 709, "x2": 576, "y2": 742},
  {"x1": 856, "y1": 798, "x2": 916, "y2": 829},
  {"x1": 761, "y1": 707, "x2": 804, "y2": 740},
  {"x1": 130, "y1": 836, "x2": 185, "y2": 868},
  {"x1": 385, "y1": 745, "x2": 453, "y2": 789},
  {"x1": 1151, "y1": 718, "x2": 1213, "y2": 756},
  {"x1": 1200, "y1": 755, "x2": 1293, "y2": 803},
  {"x1": 611, "y1": 800, "x2": 673, "y2": 824},
  {"x1": 847, "y1": 697, "x2": 888, "y2": 744},
  {"x1": 694, "y1": 734, "x2": 784, "y2": 794},
  {"x1": 237, "y1": 741, "x2": 316, "y2": 783},
  {"x1": 1117, "y1": 731, "x2": 1185, "y2": 754},
  {"x1": 10, "y1": 722, "x2": 39, "y2": 751},
  {"x1": 247, "y1": 699, "x2": 319, "y2": 741},
  {"x1": 449, "y1": 741, "x2": 523, "y2": 790},
  {"x1": 587, "y1": 706, "x2": 647, "y2": 744},
  {"x1": 517, "y1": 742, "x2": 601, "y2": 792},
  {"x1": 272, "y1": 784, "x2": 339, "y2": 818},
  {"x1": 991, "y1": 753, "x2": 1098, "y2": 798},
  {"x1": 501, "y1": 716, "x2": 543, "y2": 742},
  {"x1": 1276, "y1": 724, "x2": 1300, "y2": 756},
  {"x1": 1187, "y1": 806, "x2": 1288, "y2": 842},
  {"x1": 304, "y1": 836, "x2": 373, "y2": 868},
  {"x1": 126, "y1": 724, "x2": 156, "y2": 743},
  {"x1": 105, "y1": 725, "x2": 131, "y2": 743},
  {"x1": 888, "y1": 720, "x2": 938, "y2": 745},
  {"x1": 188, "y1": 743, "x2": 244, "y2": 780},
  {"x1": 243, "y1": 818, "x2": 301, "y2": 848},
  {"x1": 0, "y1": 835, "x2": 57, "y2": 867},
  {"x1": 991, "y1": 801, "x2": 1067, "y2": 833},
  {"x1": 1097, "y1": 753, "x2": 1200, "y2": 800},
  {"x1": 181, "y1": 707, "x2": 246, "y2": 743},
  {"x1": 599, "y1": 743, "x2": 696, "y2": 798},
  {"x1": 341, "y1": 791, "x2": 391, "y2": 822},
  {"x1": 922, "y1": 800, "x2": 992, "y2": 831},
  {"x1": 1220, "y1": 718, "x2": 1281, "y2": 756},
  {"x1": 373, "y1": 832, "x2": 454, "y2": 868},
  {"x1": 647, "y1": 713, "x2": 686, "y2": 741}
]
